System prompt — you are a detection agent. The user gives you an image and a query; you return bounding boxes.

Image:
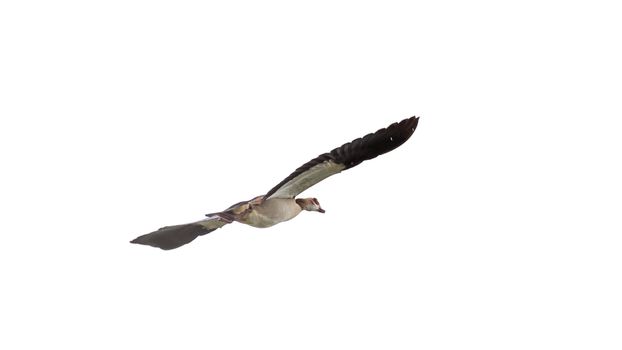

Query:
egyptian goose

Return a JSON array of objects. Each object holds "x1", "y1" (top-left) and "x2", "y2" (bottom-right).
[{"x1": 131, "y1": 116, "x2": 420, "y2": 250}]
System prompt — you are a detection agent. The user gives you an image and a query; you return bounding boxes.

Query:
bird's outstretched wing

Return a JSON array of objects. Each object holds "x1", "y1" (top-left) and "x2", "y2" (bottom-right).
[
  {"x1": 130, "y1": 214, "x2": 231, "y2": 250},
  {"x1": 264, "y1": 116, "x2": 419, "y2": 200}
]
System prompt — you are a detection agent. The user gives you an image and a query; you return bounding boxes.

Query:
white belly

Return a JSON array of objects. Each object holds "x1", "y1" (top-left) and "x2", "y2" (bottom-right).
[{"x1": 243, "y1": 198, "x2": 302, "y2": 228}]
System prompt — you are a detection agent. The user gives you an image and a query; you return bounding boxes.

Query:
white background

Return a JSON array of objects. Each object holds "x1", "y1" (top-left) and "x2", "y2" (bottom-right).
[{"x1": 1, "y1": 1, "x2": 621, "y2": 349}]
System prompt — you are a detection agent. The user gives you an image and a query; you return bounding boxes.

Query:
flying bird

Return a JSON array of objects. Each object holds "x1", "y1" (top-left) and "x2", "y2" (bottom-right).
[{"x1": 131, "y1": 116, "x2": 420, "y2": 250}]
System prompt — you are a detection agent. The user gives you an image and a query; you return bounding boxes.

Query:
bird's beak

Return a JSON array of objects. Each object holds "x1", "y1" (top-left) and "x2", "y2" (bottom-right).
[{"x1": 318, "y1": 208, "x2": 325, "y2": 213}]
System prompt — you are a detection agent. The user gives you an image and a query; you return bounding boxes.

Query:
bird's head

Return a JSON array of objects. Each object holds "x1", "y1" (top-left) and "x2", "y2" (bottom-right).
[{"x1": 296, "y1": 198, "x2": 325, "y2": 213}]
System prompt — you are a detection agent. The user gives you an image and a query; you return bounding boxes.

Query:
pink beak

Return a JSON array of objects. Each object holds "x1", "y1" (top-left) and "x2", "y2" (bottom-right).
[{"x1": 318, "y1": 208, "x2": 325, "y2": 213}]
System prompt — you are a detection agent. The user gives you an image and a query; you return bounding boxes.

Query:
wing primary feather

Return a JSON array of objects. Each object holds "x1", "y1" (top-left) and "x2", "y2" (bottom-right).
[{"x1": 130, "y1": 215, "x2": 229, "y2": 250}]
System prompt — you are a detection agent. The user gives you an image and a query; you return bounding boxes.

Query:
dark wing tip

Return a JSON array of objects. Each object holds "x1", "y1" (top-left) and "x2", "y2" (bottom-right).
[
  {"x1": 130, "y1": 234, "x2": 179, "y2": 250},
  {"x1": 331, "y1": 115, "x2": 420, "y2": 169},
  {"x1": 130, "y1": 223, "x2": 214, "y2": 250}
]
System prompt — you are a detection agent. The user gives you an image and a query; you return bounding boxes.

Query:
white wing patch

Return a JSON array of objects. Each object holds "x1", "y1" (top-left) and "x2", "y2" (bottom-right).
[{"x1": 268, "y1": 160, "x2": 346, "y2": 199}]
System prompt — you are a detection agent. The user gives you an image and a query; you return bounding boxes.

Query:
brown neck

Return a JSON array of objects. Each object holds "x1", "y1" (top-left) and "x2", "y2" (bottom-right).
[{"x1": 295, "y1": 198, "x2": 305, "y2": 209}]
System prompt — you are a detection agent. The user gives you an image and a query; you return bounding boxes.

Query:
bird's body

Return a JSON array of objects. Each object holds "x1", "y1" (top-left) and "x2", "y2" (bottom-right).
[
  {"x1": 218, "y1": 196, "x2": 303, "y2": 228},
  {"x1": 131, "y1": 116, "x2": 420, "y2": 250},
  {"x1": 242, "y1": 198, "x2": 303, "y2": 228}
]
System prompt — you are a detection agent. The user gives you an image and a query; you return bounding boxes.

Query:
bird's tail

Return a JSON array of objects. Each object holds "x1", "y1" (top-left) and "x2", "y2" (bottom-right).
[{"x1": 130, "y1": 215, "x2": 230, "y2": 250}]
